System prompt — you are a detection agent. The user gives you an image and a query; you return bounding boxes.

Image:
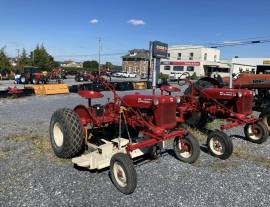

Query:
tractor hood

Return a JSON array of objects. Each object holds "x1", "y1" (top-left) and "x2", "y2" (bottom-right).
[
  {"x1": 121, "y1": 93, "x2": 176, "y2": 109},
  {"x1": 201, "y1": 88, "x2": 253, "y2": 100}
]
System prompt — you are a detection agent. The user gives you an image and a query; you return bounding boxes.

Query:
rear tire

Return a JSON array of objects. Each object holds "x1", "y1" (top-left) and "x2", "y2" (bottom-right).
[
  {"x1": 173, "y1": 134, "x2": 200, "y2": 163},
  {"x1": 185, "y1": 112, "x2": 208, "y2": 129},
  {"x1": 244, "y1": 121, "x2": 268, "y2": 144},
  {"x1": 259, "y1": 109, "x2": 270, "y2": 133},
  {"x1": 49, "y1": 108, "x2": 84, "y2": 158},
  {"x1": 207, "y1": 130, "x2": 233, "y2": 160},
  {"x1": 110, "y1": 153, "x2": 137, "y2": 194}
]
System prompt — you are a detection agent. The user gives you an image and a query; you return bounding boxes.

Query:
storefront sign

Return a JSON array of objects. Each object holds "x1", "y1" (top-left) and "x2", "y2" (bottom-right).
[
  {"x1": 161, "y1": 61, "x2": 200, "y2": 66},
  {"x1": 152, "y1": 41, "x2": 168, "y2": 59}
]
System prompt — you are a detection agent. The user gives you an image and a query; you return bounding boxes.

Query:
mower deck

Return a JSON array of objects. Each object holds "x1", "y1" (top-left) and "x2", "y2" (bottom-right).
[{"x1": 72, "y1": 138, "x2": 145, "y2": 170}]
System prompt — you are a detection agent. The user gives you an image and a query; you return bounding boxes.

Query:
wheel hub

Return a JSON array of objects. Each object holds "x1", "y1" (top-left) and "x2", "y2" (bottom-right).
[
  {"x1": 209, "y1": 137, "x2": 224, "y2": 155},
  {"x1": 248, "y1": 125, "x2": 262, "y2": 140},
  {"x1": 179, "y1": 140, "x2": 192, "y2": 158},
  {"x1": 53, "y1": 122, "x2": 64, "y2": 147},
  {"x1": 113, "y1": 162, "x2": 127, "y2": 187}
]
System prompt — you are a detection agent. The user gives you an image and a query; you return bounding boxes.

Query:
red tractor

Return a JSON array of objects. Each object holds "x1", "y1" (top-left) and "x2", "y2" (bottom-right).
[
  {"x1": 220, "y1": 72, "x2": 270, "y2": 131},
  {"x1": 18, "y1": 66, "x2": 65, "y2": 84},
  {"x1": 49, "y1": 75, "x2": 200, "y2": 194},
  {"x1": 160, "y1": 76, "x2": 268, "y2": 160}
]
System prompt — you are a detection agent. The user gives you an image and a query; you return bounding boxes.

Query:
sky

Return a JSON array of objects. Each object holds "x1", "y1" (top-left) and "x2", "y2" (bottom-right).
[{"x1": 0, "y1": 0, "x2": 270, "y2": 64}]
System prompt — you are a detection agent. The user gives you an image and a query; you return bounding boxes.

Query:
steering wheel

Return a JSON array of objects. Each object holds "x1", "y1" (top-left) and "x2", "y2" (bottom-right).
[{"x1": 177, "y1": 72, "x2": 191, "y2": 86}]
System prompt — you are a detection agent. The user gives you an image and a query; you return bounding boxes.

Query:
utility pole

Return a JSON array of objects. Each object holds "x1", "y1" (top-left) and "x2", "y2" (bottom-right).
[
  {"x1": 16, "y1": 49, "x2": 20, "y2": 59},
  {"x1": 98, "y1": 37, "x2": 101, "y2": 75},
  {"x1": 32, "y1": 50, "x2": 35, "y2": 65}
]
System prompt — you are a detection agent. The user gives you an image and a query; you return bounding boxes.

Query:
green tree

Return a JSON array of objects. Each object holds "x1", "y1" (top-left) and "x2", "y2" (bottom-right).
[
  {"x1": 105, "y1": 62, "x2": 113, "y2": 70},
  {"x1": 83, "y1": 60, "x2": 99, "y2": 71},
  {"x1": 0, "y1": 47, "x2": 11, "y2": 74},
  {"x1": 30, "y1": 44, "x2": 57, "y2": 71},
  {"x1": 17, "y1": 48, "x2": 31, "y2": 67}
]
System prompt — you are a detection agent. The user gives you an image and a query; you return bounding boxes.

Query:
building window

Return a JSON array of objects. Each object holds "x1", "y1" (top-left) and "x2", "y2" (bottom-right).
[
  {"x1": 189, "y1": 53, "x2": 194, "y2": 60},
  {"x1": 204, "y1": 53, "x2": 207, "y2": 61},
  {"x1": 187, "y1": 66, "x2": 194, "y2": 71},
  {"x1": 167, "y1": 53, "x2": 170, "y2": 58},
  {"x1": 177, "y1": 53, "x2": 181, "y2": 60},
  {"x1": 214, "y1": 55, "x2": 217, "y2": 62},
  {"x1": 164, "y1": 66, "x2": 170, "y2": 71},
  {"x1": 173, "y1": 66, "x2": 184, "y2": 71}
]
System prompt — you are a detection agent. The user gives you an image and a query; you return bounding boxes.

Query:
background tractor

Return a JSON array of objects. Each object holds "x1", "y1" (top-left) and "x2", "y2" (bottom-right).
[
  {"x1": 220, "y1": 72, "x2": 270, "y2": 132},
  {"x1": 17, "y1": 66, "x2": 65, "y2": 84},
  {"x1": 160, "y1": 75, "x2": 269, "y2": 160},
  {"x1": 49, "y1": 74, "x2": 200, "y2": 194}
]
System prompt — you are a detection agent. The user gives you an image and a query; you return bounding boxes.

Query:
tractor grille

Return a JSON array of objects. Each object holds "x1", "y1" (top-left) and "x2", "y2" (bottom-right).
[
  {"x1": 237, "y1": 96, "x2": 253, "y2": 115},
  {"x1": 155, "y1": 101, "x2": 176, "y2": 129}
]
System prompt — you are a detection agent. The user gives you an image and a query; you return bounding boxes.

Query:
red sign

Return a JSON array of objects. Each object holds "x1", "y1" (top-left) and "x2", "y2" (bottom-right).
[{"x1": 170, "y1": 61, "x2": 200, "y2": 66}]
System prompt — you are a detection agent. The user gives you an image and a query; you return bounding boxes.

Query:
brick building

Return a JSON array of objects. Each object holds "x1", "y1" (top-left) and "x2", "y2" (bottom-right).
[{"x1": 122, "y1": 49, "x2": 149, "y2": 75}]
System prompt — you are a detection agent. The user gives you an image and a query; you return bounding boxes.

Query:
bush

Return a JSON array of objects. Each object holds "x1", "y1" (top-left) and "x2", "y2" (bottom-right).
[{"x1": 190, "y1": 72, "x2": 198, "y2": 80}]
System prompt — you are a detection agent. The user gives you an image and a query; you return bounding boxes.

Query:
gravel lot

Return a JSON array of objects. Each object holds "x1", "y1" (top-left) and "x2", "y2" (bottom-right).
[{"x1": 0, "y1": 87, "x2": 270, "y2": 207}]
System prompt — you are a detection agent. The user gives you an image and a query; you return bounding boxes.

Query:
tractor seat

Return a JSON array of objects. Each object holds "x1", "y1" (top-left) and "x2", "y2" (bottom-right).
[
  {"x1": 160, "y1": 85, "x2": 181, "y2": 93},
  {"x1": 78, "y1": 90, "x2": 104, "y2": 99}
]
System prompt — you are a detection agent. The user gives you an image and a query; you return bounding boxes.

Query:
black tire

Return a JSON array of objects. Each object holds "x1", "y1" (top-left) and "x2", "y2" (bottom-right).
[
  {"x1": 148, "y1": 144, "x2": 162, "y2": 160},
  {"x1": 32, "y1": 78, "x2": 38, "y2": 85},
  {"x1": 244, "y1": 121, "x2": 268, "y2": 144},
  {"x1": 185, "y1": 112, "x2": 208, "y2": 129},
  {"x1": 259, "y1": 108, "x2": 270, "y2": 132},
  {"x1": 110, "y1": 153, "x2": 137, "y2": 194},
  {"x1": 49, "y1": 108, "x2": 84, "y2": 158},
  {"x1": 207, "y1": 130, "x2": 233, "y2": 160},
  {"x1": 173, "y1": 134, "x2": 200, "y2": 163}
]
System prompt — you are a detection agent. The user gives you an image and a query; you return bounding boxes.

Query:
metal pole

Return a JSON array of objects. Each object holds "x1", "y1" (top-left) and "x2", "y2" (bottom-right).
[
  {"x1": 229, "y1": 63, "x2": 233, "y2": 88},
  {"x1": 152, "y1": 58, "x2": 157, "y2": 94},
  {"x1": 98, "y1": 37, "x2": 101, "y2": 76},
  {"x1": 148, "y1": 41, "x2": 153, "y2": 82}
]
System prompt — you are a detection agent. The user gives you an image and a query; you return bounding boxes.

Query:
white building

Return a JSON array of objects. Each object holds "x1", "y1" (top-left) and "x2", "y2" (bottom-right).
[
  {"x1": 60, "y1": 60, "x2": 82, "y2": 68},
  {"x1": 229, "y1": 58, "x2": 270, "y2": 74},
  {"x1": 160, "y1": 45, "x2": 220, "y2": 79}
]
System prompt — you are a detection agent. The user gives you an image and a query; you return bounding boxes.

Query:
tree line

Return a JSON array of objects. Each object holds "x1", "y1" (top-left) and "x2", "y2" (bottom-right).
[
  {"x1": 0, "y1": 44, "x2": 120, "y2": 76},
  {"x1": 0, "y1": 44, "x2": 59, "y2": 75}
]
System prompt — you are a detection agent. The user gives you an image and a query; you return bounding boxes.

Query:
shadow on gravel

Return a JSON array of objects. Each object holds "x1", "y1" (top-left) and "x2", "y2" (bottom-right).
[{"x1": 230, "y1": 134, "x2": 246, "y2": 140}]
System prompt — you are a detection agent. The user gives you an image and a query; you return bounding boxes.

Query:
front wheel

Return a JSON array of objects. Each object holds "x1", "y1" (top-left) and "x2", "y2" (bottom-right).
[
  {"x1": 207, "y1": 130, "x2": 233, "y2": 160},
  {"x1": 173, "y1": 134, "x2": 200, "y2": 163},
  {"x1": 110, "y1": 153, "x2": 137, "y2": 195},
  {"x1": 244, "y1": 121, "x2": 268, "y2": 144}
]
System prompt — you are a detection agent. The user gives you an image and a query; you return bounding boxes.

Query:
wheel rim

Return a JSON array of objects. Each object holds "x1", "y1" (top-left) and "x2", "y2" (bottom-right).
[
  {"x1": 179, "y1": 140, "x2": 192, "y2": 158},
  {"x1": 209, "y1": 137, "x2": 224, "y2": 155},
  {"x1": 247, "y1": 125, "x2": 262, "y2": 141},
  {"x1": 262, "y1": 115, "x2": 270, "y2": 130},
  {"x1": 53, "y1": 122, "x2": 64, "y2": 147},
  {"x1": 113, "y1": 162, "x2": 127, "y2": 187}
]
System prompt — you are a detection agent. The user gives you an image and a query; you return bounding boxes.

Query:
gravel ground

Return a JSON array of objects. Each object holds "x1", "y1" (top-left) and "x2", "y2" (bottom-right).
[{"x1": 0, "y1": 89, "x2": 270, "y2": 207}]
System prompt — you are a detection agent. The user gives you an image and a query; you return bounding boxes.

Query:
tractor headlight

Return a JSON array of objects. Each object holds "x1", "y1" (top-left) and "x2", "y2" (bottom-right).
[
  {"x1": 237, "y1": 92, "x2": 243, "y2": 98},
  {"x1": 153, "y1": 99, "x2": 159, "y2": 106},
  {"x1": 176, "y1": 96, "x2": 181, "y2": 104}
]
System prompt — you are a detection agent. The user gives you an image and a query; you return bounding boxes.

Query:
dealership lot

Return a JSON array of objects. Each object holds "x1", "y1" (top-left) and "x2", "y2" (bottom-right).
[{"x1": 1, "y1": 86, "x2": 270, "y2": 207}]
